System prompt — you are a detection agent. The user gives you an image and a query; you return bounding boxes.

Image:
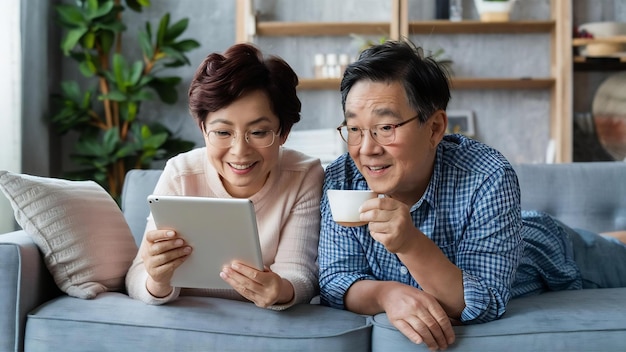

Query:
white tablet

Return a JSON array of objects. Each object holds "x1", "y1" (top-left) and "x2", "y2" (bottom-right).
[{"x1": 147, "y1": 195, "x2": 264, "y2": 289}]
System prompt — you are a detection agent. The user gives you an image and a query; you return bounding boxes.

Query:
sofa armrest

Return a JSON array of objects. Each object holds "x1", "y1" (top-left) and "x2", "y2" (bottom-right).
[{"x1": 0, "y1": 230, "x2": 61, "y2": 352}]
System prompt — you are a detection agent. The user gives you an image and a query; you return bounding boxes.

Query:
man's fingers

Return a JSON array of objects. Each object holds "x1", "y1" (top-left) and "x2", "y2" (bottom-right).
[
  {"x1": 394, "y1": 315, "x2": 452, "y2": 351},
  {"x1": 394, "y1": 319, "x2": 424, "y2": 345},
  {"x1": 416, "y1": 313, "x2": 449, "y2": 350},
  {"x1": 438, "y1": 316, "x2": 456, "y2": 345}
]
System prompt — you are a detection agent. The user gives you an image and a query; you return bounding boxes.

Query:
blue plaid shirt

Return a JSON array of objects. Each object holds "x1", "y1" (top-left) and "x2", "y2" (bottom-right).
[{"x1": 319, "y1": 134, "x2": 581, "y2": 324}]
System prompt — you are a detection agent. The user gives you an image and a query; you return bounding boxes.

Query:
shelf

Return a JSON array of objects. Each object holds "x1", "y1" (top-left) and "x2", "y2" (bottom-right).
[
  {"x1": 450, "y1": 78, "x2": 554, "y2": 89},
  {"x1": 298, "y1": 78, "x2": 341, "y2": 90},
  {"x1": 574, "y1": 56, "x2": 626, "y2": 71},
  {"x1": 254, "y1": 20, "x2": 556, "y2": 37},
  {"x1": 408, "y1": 20, "x2": 555, "y2": 34},
  {"x1": 572, "y1": 36, "x2": 626, "y2": 47},
  {"x1": 298, "y1": 77, "x2": 554, "y2": 90},
  {"x1": 255, "y1": 20, "x2": 555, "y2": 37},
  {"x1": 255, "y1": 21, "x2": 391, "y2": 36}
]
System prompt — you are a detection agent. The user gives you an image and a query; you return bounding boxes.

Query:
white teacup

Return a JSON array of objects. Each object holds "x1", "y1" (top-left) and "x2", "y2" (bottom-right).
[{"x1": 327, "y1": 189, "x2": 377, "y2": 227}]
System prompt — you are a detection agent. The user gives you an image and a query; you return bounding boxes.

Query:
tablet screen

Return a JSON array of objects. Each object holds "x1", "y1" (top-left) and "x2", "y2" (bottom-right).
[{"x1": 147, "y1": 195, "x2": 264, "y2": 289}]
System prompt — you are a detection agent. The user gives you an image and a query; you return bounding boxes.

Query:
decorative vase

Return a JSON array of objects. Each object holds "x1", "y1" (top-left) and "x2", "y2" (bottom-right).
[{"x1": 473, "y1": 0, "x2": 517, "y2": 22}]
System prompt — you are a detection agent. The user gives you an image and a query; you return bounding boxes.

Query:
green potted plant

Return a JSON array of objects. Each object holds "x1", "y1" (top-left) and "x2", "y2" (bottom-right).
[
  {"x1": 51, "y1": 0, "x2": 199, "y2": 202},
  {"x1": 473, "y1": 0, "x2": 517, "y2": 22}
]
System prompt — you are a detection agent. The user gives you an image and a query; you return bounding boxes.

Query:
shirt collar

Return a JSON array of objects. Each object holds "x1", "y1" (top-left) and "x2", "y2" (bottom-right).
[{"x1": 409, "y1": 144, "x2": 443, "y2": 212}]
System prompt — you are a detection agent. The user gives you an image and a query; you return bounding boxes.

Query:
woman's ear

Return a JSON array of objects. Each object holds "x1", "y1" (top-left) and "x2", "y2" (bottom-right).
[
  {"x1": 430, "y1": 110, "x2": 448, "y2": 147},
  {"x1": 279, "y1": 128, "x2": 291, "y2": 146}
]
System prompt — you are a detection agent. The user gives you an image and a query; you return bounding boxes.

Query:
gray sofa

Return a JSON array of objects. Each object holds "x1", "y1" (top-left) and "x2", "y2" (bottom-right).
[{"x1": 2, "y1": 162, "x2": 626, "y2": 351}]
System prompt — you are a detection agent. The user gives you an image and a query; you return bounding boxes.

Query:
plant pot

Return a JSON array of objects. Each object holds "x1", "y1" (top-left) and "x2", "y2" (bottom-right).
[{"x1": 473, "y1": 0, "x2": 516, "y2": 22}]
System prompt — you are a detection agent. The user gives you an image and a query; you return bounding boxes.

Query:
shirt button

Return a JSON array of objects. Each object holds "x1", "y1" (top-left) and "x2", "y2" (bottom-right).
[{"x1": 399, "y1": 266, "x2": 408, "y2": 275}]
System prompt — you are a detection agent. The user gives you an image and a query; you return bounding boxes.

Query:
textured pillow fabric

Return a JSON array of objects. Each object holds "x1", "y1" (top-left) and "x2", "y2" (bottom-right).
[{"x1": 0, "y1": 170, "x2": 138, "y2": 299}]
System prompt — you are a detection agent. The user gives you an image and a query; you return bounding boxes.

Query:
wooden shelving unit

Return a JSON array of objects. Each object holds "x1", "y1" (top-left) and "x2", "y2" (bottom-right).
[
  {"x1": 573, "y1": 56, "x2": 626, "y2": 71},
  {"x1": 572, "y1": 36, "x2": 626, "y2": 47},
  {"x1": 408, "y1": 20, "x2": 555, "y2": 34},
  {"x1": 236, "y1": 0, "x2": 572, "y2": 162},
  {"x1": 244, "y1": 20, "x2": 556, "y2": 37},
  {"x1": 255, "y1": 22, "x2": 391, "y2": 36},
  {"x1": 572, "y1": 36, "x2": 626, "y2": 71}
]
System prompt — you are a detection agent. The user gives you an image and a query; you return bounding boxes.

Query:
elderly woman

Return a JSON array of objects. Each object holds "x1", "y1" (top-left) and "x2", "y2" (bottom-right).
[{"x1": 126, "y1": 43, "x2": 323, "y2": 310}]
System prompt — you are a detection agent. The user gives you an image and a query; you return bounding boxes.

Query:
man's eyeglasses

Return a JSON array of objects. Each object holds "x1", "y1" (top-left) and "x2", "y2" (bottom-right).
[
  {"x1": 205, "y1": 129, "x2": 278, "y2": 148},
  {"x1": 336, "y1": 114, "x2": 420, "y2": 146}
]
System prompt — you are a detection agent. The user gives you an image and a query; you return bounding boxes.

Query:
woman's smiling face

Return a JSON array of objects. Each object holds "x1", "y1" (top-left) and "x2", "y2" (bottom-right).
[{"x1": 203, "y1": 89, "x2": 286, "y2": 198}]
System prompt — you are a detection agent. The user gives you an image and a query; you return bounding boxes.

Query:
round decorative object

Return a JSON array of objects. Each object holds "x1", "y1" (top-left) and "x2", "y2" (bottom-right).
[{"x1": 592, "y1": 71, "x2": 626, "y2": 161}]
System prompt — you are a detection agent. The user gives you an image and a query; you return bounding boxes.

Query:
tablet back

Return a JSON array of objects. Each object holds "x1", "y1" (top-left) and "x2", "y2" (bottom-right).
[{"x1": 147, "y1": 195, "x2": 263, "y2": 289}]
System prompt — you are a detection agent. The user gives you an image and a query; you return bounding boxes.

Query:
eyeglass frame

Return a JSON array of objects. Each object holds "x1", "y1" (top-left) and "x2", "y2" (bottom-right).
[
  {"x1": 336, "y1": 114, "x2": 421, "y2": 146},
  {"x1": 203, "y1": 127, "x2": 280, "y2": 149}
]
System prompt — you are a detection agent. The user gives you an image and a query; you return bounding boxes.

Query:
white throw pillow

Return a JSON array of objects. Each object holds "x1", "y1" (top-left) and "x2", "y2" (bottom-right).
[{"x1": 0, "y1": 170, "x2": 138, "y2": 299}]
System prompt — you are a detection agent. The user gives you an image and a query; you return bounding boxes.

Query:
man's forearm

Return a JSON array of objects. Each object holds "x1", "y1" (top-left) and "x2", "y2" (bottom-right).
[
  {"x1": 344, "y1": 280, "x2": 404, "y2": 315},
  {"x1": 397, "y1": 233, "x2": 465, "y2": 318}
]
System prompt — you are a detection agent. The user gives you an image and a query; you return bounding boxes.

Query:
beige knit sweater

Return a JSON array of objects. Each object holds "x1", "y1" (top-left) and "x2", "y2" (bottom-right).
[{"x1": 126, "y1": 147, "x2": 324, "y2": 310}]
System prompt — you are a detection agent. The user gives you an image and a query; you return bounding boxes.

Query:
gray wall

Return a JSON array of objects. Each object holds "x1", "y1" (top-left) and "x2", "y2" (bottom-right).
[{"x1": 23, "y1": 0, "x2": 626, "y2": 176}]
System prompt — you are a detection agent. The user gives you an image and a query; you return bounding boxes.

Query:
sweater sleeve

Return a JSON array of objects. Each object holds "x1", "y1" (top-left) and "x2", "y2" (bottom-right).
[
  {"x1": 125, "y1": 163, "x2": 184, "y2": 304},
  {"x1": 267, "y1": 160, "x2": 324, "y2": 310}
]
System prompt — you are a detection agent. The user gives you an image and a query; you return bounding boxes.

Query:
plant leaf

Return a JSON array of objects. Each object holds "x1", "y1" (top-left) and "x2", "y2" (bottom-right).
[
  {"x1": 148, "y1": 77, "x2": 180, "y2": 104},
  {"x1": 129, "y1": 60, "x2": 144, "y2": 86},
  {"x1": 100, "y1": 90, "x2": 127, "y2": 102},
  {"x1": 112, "y1": 54, "x2": 127, "y2": 92},
  {"x1": 83, "y1": 31, "x2": 96, "y2": 49},
  {"x1": 172, "y1": 39, "x2": 201, "y2": 53},
  {"x1": 55, "y1": 4, "x2": 85, "y2": 27},
  {"x1": 163, "y1": 18, "x2": 189, "y2": 42},
  {"x1": 61, "y1": 27, "x2": 88, "y2": 55},
  {"x1": 126, "y1": 101, "x2": 138, "y2": 122},
  {"x1": 92, "y1": 0, "x2": 115, "y2": 19},
  {"x1": 102, "y1": 127, "x2": 121, "y2": 155},
  {"x1": 60, "y1": 81, "x2": 81, "y2": 101},
  {"x1": 156, "y1": 13, "x2": 170, "y2": 47},
  {"x1": 78, "y1": 60, "x2": 96, "y2": 77},
  {"x1": 138, "y1": 30, "x2": 154, "y2": 59},
  {"x1": 160, "y1": 46, "x2": 188, "y2": 65},
  {"x1": 130, "y1": 90, "x2": 155, "y2": 102},
  {"x1": 145, "y1": 22, "x2": 153, "y2": 39},
  {"x1": 125, "y1": 0, "x2": 150, "y2": 12}
]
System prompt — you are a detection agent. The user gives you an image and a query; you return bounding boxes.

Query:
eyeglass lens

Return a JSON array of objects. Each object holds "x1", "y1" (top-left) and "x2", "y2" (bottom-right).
[
  {"x1": 338, "y1": 125, "x2": 395, "y2": 146},
  {"x1": 207, "y1": 130, "x2": 276, "y2": 148}
]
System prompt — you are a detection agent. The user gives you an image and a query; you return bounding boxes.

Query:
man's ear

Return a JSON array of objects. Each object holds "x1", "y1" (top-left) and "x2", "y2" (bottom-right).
[{"x1": 429, "y1": 110, "x2": 448, "y2": 147}]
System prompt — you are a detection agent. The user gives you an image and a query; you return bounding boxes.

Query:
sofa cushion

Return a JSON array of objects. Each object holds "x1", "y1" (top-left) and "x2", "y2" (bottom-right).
[
  {"x1": 370, "y1": 288, "x2": 626, "y2": 351},
  {"x1": 0, "y1": 171, "x2": 138, "y2": 299},
  {"x1": 514, "y1": 162, "x2": 626, "y2": 233},
  {"x1": 121, "y1": 169, "x2": 163, "y2": 245},
  {"x1": 25, "y1": 293, "x2": 372, "y2": 351}
]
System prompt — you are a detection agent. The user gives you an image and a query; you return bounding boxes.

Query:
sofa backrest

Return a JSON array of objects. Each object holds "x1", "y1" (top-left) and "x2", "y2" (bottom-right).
[
  {"x1": 121, "y1": 169, "x2": 163, "y2": 245},
  {"x1": 120, "y1": 162, "x2": 626, "y2": 245},
  {"x1": 514, "y1": 162, "x2": 626, "y2": 233}
]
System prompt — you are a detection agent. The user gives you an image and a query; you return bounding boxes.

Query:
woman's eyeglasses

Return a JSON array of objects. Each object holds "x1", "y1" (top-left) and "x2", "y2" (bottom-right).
[{"x1": 205, "y1": 129, "x2": 278, "y2": 148}]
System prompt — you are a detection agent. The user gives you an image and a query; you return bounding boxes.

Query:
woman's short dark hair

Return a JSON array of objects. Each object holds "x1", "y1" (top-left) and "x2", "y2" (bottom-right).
[
  {"x1": 188, "y1": 43, "x2": 301, "y2": 136},
  {"x1": 340, "y1": 39, "x2": 451, "y2": 124}
]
